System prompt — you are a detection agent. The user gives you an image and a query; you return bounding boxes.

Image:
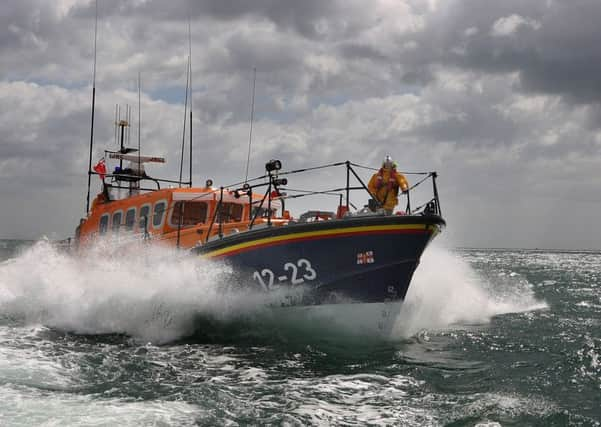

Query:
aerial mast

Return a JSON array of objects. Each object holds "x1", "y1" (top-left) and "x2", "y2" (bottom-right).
[
  {"x1": 138, "y1": 72, "x2": 141, "y2": 170},
  {"x1": 178, "y1": 56, "x2": 190, "y2": 188},
  {"x1": 85, "y1": 0, "x2": 99, "y2": 214},
  {"x1": 188, "y1": 16, "x2": 193, "y2": 188},
  {"x1": 244, "y1": 67, "x2": 257, "y2": 184},
  {"x1": 178, "y1": 15, "x2": 194, "y2": 188}
]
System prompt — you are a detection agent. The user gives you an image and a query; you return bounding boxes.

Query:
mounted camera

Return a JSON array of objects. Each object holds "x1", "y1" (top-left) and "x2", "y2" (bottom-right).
[
  {"x1": 265, "y1": 159, "x2": 282, "y2": 172},
  {"x1": 272, "y1": 178, "x2": 288, "y2": 186}
]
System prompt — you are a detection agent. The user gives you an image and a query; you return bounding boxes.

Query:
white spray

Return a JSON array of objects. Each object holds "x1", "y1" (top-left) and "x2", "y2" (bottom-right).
[
  {"x1": 0, "y1": 240, "x2": 546, "y2": 343},
  {"x1": 0, "y1": 239, "x2": 279, "y2": 343},
  {"x1": 393, "y1": 245, "x2": 547, "y2": 337}
]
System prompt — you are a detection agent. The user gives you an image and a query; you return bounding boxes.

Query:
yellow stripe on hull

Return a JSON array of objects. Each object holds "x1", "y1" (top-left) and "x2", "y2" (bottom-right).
[{"x1": 202, "y1": 223, "x2": 433, "y2": 258}]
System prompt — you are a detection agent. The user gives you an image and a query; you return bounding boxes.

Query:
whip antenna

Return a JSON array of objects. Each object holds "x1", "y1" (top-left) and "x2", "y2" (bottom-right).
[
  {"x1": 138, "y1": 71, "x2": 141, "y2": 168},
  {"x1": 244, "y1": 67, "x2": 256, "y2": 184},
  {"x1": 188, "y1": 15, "x2": 193, "y2": 188},
  {"x1": 178, "y1": 56, "x2": 190, "y2": 188},
  {"x1": 179, "y1": 15, "x2": 193, "y2": 188},
  {"x1": 85, "y1": 0, "x2": 98, "y2": 214}
]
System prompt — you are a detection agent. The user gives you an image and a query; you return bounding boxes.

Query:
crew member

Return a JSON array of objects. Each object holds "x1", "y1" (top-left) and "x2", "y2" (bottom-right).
[{"x1": 367, "y1": 155, "x2": 409, "y2": 215}]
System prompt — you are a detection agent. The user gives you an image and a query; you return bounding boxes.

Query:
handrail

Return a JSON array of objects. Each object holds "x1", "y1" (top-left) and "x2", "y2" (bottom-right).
[
  {"x1": 205, "y1": 187, "x2": 223, "y2": 243},
  {"x1": 349, "y1": 162, "x2": 431, "y2": 175}
]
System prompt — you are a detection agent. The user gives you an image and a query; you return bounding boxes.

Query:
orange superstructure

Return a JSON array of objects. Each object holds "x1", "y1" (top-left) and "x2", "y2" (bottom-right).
[
  {"x1": 77, "y1": 185, "x2": 288, "y2": 250},
  {"x1": 75, "y1": 109, "x2": 292, "y2": 250}
]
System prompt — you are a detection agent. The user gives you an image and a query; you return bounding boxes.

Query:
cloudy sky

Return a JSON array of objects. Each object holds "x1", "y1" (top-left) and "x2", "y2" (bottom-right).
[{"x1": 1, "y1": 0, "x2": 600, "y2": 249}]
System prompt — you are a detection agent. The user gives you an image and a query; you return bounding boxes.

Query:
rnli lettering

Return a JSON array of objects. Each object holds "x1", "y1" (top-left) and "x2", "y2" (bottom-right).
[
  {"x1": 356, "y1": 251, "x2": 375, "y2": 265},
  {"x1": 252, "y1": 258, "x2": 317, "y2": 290}
]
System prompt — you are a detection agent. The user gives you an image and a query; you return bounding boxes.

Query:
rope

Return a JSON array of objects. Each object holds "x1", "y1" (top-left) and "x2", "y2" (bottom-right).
[
  {"x1": 225, "y1": 161, "x2": 346, "y2": 190},
  {"x1": 407, "y1": 173, "x2": 433, "y2": 192},
  {"x1": 278, "y1": 161, "x2": 347, "y2": 176},
  {"x1": 282, "y1": 189, "x2": 344, "y2": 200},
  {"x1": 284, "y1": 187, "x2": 344, "y2": 196},
  {"x1": 350, "y1": 162, "x2": 431, "y2": 175}
]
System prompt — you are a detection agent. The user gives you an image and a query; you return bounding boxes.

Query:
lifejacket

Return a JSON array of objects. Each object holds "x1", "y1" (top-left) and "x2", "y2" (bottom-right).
[{"x1": 375, "y1": 168, "x2": 399, "y2": 191}]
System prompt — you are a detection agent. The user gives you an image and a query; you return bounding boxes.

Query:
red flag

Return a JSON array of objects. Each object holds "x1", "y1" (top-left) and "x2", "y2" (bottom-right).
[{"x1": 93, "y1": 158, "x2": 106, "y2": 180}]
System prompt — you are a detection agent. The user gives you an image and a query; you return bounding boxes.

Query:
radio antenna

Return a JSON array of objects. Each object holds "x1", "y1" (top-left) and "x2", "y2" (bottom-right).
[
  {"x1": 244, "y1": 67, "x2": 256, "y2": 184},
  {"x1": 85, "y1": 0, "x2": 98, "y2": 214},
  {"x1": 138, "y1": 71, "x2": 141, "y2": 168},
  {"x1": 188, "y1": 15, "x2": 193, "y2": 188},
  {"x1": 178, "y1": 55, "x2": 190, "y2": 188},
  {"x1": 113, "y1": 105, "x2": 118, "y2": 146},
  {"x1": 126, "y1": 105, "x2": 131, "y2": 147}
]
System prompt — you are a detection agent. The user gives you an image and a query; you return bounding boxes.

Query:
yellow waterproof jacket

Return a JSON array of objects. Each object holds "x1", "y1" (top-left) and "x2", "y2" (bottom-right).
[{"x1": 367, "y1": 168, "x2": 409, "y2": 211}]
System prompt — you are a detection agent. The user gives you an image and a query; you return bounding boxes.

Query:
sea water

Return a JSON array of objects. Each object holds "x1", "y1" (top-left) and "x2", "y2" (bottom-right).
[{"x1": 0, "y1": 239, "x2": 598, "y2": 425}]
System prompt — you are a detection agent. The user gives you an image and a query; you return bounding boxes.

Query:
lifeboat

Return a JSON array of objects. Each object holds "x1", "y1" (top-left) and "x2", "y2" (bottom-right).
[
  {"x1": 70, "y1": 11, "x2": 447, "y2": 308},
  {"x1": 76, "y1": 124, "x2": 445, "y2": 306}
]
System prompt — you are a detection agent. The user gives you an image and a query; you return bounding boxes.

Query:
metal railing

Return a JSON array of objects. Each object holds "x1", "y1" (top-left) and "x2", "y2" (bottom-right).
[
  {"x1": 196, "y1": 160, "x2": 442, "y2": 243},
  {"x1": 224, "y1": 160, "x2": 442, "y2": 224},
  {"x1": 86, "y1": 158, "x2": 442, "y2": 248}
]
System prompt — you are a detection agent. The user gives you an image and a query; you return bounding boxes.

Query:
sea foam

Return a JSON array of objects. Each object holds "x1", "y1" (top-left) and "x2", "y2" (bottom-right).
[{"x1": 0, "y1": 239, "x2": 546, "y2": 343}]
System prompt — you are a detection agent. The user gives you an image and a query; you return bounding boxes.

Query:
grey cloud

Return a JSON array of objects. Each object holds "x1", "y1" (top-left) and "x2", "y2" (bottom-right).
[
  {"x1": 6, "y1": 0, "x2": 601, "y2": 109},
  {"x1": 0, "y1": 0, "x2": 601, "y2": 249},
  {"x1": 413, "y1": 110, "x2": 518, "y2": 147},
  {"x1": 71, "y1": 0, "x2": 364, "y2": 40},
  {"x1": 426, "y1": 0, "x2": 601, "y2": 104}
]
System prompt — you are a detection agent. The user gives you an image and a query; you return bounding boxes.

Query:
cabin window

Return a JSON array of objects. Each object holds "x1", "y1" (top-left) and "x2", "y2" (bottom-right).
[
  {"x1": 170, "y1": 201, "x2": 208, "y2": 227},
  {"x1": 219, "y1": 203, "x2": 244, "y2": 222},
  {"x1": 99, "y1": 214, "x2": 109, "y2": 235},
  {"x1": 139, "y1": 204, "x2": 151, "y2": 230},
  {"x1": 153, "y1": 201, "x2": 167, "y2": 228},
  {"x1": 251, "y1": 206, "x2": 275, "y2": 219},
  {"x1": 112, "y1": 211, "x2": 123, "y2": 233},
  {"x1": 125, "y1": 208, "x2": 136, "y2": 231}
]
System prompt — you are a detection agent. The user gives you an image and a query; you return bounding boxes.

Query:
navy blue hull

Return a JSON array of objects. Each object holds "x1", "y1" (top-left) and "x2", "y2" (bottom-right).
[{"x1": 195, "y1": 215, "x2": 444, "y2": 305}]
